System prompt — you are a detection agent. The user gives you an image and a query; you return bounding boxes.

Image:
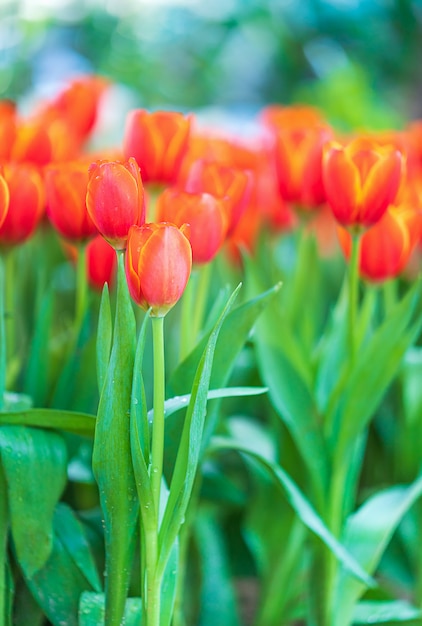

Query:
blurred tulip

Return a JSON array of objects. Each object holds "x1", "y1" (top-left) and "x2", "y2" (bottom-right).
[
  {"x1": 10, "y1": 120, "x2": 53, "y2": 167},
  {"x1": 184, "y1": 159, "x2": 251, "y2": 236},
  {"x1": 0, "y1": 100, "x2": 17, "y2": 162},
  {"x1": 0, "y1": 164, "x2": 45, "y2": 246},
  {"x1": 262, "y1": 106, "x2": 332, "y2": 209},
  {"x1": 337, "y1": 196, "x2": 422, "y2": 282},
  {"x1": 323, "y1": 137, "x2": 404, "y2": 229},
  {"x1": 0, "y1": 171, "x2": 9, "y2": 229},
  {"x1": 156, "y1": 188, "x2": 229, "y2": 264},
  {"x1": 86, "y1": 157, "x2": 145, "y2": 250},
  {"x1": 123, "y1": 109, "x2": 192, "y2": 184},
  {"x1": 45, "y1": 161, "x2": 97, "y2": 241},
  {"x1": 125, "y1": 222, "x2": 192, "y2": 317},
  {"x1": 41, "y1": 75, "x2": 108, "y2": 142},
  {"x1": 87, "y1": 234, "x2": 117, "y2": 290}
]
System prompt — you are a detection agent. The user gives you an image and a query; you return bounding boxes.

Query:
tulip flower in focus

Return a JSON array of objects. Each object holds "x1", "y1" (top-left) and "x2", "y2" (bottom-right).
[
  {"x1": 123, "y1": 109, "x2": 192, "y2": 184},
  {"x1": 86, "y1": 157, "x2": 145, "y2": 250},
  {"x1": 261, "y1": 104, "x2": 332, "y2": 209},
  {"x1": 45, "y1": 161, "x2": 98, "y2": 241},
  {"x1": 184, "y1": 159, "x2": 251, "y2": 235},
  {"x1": 156, "y1": 188, "x2": 228, "y2": 264},
  {"x1": 125, "y1": 222, "x2": 192, "y2": 317},
  {"x1": 0, "y1": 164, "x2": 45, "y2": 246},
  {"x1": 323, "y1": 136, "x2": 404, "y2": 229},
  {"x1": 0, "y1": 172, "x2": 9, "y2": 229}
]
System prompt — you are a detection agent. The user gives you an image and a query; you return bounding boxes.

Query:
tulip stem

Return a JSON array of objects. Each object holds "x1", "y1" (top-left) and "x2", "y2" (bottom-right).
[
  {"x1": 180, "y1": 272, "x2": 195, "y2": 362},
  {"x1": 0, "y1": 255, "x2": 5, "y2": 409},
  {"x1": 348, "y1": 233, "x2": 361, "y2": 362},
  {"x1": 75, "y1": 242, "x2": 88, "y2": 340},
  {"x1": 151, "y1": 315, "x2": 166, "y2": 521},
  {"x1": 191, "y1": 262, "x2": 211, "y2": 344}
]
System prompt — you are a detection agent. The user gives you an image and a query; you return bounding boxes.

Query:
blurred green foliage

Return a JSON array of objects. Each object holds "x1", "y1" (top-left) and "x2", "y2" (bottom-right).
[{"x1": 0, "y1": 0, "x2": 421, "y2": 128}]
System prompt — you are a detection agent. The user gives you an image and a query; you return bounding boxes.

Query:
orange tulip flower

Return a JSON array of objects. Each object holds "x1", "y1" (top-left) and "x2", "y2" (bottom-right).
[
  {"x1": 123, "y1": 109, "x2": 192, "y2": 184},
  {"x1": 45, "y1": 161, "x2": 97, "y2": 241},
  {"x1": 86, "y1": 157, "x2": 145, "y2": 250},
  {"x1": 337, "y1": 192, "x2": 422, "y2": 282},
  {"x1": 156, "y1": 188, "x2": 229, "y2": 264},
  {"x1": 323, "y1": 137, "x2": 404, "y2": 229},
  {"x1": 125, "y1": 222, "x2": 192, "y2": 317},
  {"x1": 0, "y1": 164, "x2": 45, "y2": 246},
  {"x1": 0, "y1": 171, "x2": 9, "y2": 230},
  {"x1": 184, "y1": 159, "x2": 251, "y2": 236},
  {"x1": 261, "y1": 104, "x2": 333, "y2": 208}
]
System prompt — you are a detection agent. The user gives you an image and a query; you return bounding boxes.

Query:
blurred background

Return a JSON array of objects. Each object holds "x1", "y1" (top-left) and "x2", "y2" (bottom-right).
[{"x1": 1, "y1": 0, "x2": 421, "y2": 133}]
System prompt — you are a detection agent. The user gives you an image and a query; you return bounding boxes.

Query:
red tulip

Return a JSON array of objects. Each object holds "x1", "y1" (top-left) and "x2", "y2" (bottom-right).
[
  {"x1": 156, "y1": 188, "x2": 228, "y2": 264},
  {"x1": 323, "y1": 137, "x2": 404, "y2": 229},
  {"x1": 0, "y1": 100, "x2": 17, "y2": 162},
  {"x1": 45, "y1": 161, "x2": 97, "y2": 241},
  {"x1": 0, "y1": 171, "x2": 9, "y2": 229},
  {"x1": 184, "y1": 159, "x2": 251, "y2": 236},
  {"x1": 86, "y1": 157, "x2": 145, "y2": 250},
  {"x1": 87, "y1": 235, "x2": 117, "y2": 290},
  {"x1": 125, "y1": 222, "x2": 192, "y2": 317},
  {"x1": 123, "y1": 109, "x2": 192, "y2": 184},
  {"x1": 0, "y1": 164, "x2": 45, "y2": 246}
]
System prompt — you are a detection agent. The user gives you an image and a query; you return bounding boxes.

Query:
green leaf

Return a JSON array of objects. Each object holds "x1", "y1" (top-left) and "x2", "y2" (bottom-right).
[
  {"x1": 195, "y1": 510, "x2": 240, "y2": 626},
  {"x1": 255, "y1": 340, "x2": 328, "y2": 503},
  {"x1": 0, "y1": 425, "x2": 67, "y2": 577},
  {"x1": 353, "y1": 600, "x2": 422, "y2": 624},
  {"x1": 169, "y1": 284, "x2": 281, "y2": 395},
  {"x1": 331, "y1": 280, "x2": 422, "y2": 459},
  {"x1": 92, "y1": 252, "x2": 138, "y2": 626},
  {"x1": 79, "y1": 592, "x2": 142, "y2": 625},
  {"x1": 54, "y1": 503, "x2": 102, "y2": 592},
  {"x1": 209, "y1": 436, "x2": 375, "y2": 589},
  {"x1": 334, "y1": 476, "x2": 422, "y2": 626},
  {"x1": 158, "y1": 284, "x2": 242, "y2": 575},
  {"x1": 23, "y1": 288, "x2": 54, "y2": 407},
  {"x1": 24, "y1": 529, "x2": 96, "y2": 626},
  {"x1": 0, "y1": 408, "x2": 96, "y2": 437},
  {"x1": 148, "y1": 386, "x2": 268, "y2": 423},
  {"x1": 401, "y1": 347, "x2": 422, "y2": 426},
  {"x1": 96, "y1": 284, "x2": 112, "y2": 396},
  {"x1": 2, "y1": 392, "x2": 32, "y2": 412}
]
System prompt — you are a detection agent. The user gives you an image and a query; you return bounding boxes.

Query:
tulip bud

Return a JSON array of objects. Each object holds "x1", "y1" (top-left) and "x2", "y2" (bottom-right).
[
  {"x1": 86, "y1": 157, "x2": 145, "y2": 250},
  {"x1": 125, "y1": 222, "x2": 192, "y2": 317}
]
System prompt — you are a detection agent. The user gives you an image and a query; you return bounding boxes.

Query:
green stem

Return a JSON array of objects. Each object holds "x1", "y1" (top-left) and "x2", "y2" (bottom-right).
[
  {"x1": 151, "y1": 316, "x2": 165, "y2": 520},
  {"x1": 348, "y1": 234, "x2": 361, "y2": 363},
  {"x1": 144, "y1": 525, "x2": 161, "y2": 626},
  {"x1": 74, "y1": 242, "x2": 88, "y2": 341},
  {"x1": 179, "y1": 272, "x2": 196, "y2": 362},
  {"x1": 191, "y1": 262, "x2": 212, "y2": 342},
  {"x1": 0, "y1": 256, "x2": 5, "y2": 410}
]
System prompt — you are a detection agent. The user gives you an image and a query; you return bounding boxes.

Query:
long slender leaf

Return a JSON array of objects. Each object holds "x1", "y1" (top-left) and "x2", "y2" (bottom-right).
[
  {"x1": 333, "y1": 476, "x2": 422, "y2": 626},
  {"x1": 0, "y1": 425, "x2": 67, "y2": 577},
  {"x1": 157, "y1": 284, "x2": 242, "y2": 575},
  {"x1": 209, "y1": 436, "x2": 375, "y2": 589},
  {"x1": 353, "y1": 600, "x2": 422, "y2": 624},
  {"x1": 0, "y1": 409, "x2": 96, "y2": 437},
  {"x1": 96, "y1": 284, "x2": 112, "y2": 395},
  {"x1": 92, "y1": 253, "x2": 138, "y2": 626}
]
